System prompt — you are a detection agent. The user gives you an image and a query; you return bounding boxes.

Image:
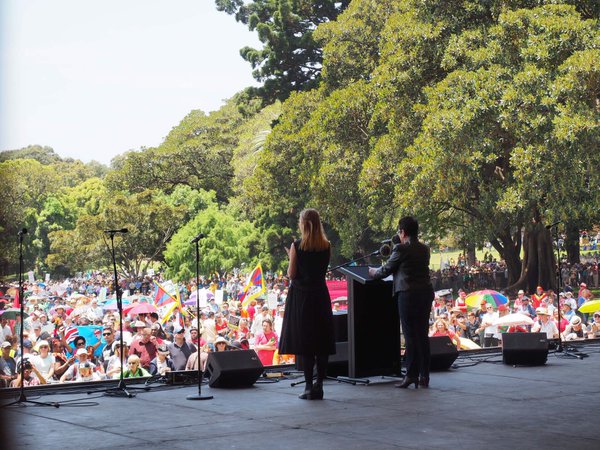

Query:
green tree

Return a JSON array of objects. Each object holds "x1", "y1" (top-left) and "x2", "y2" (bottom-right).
[
  {"x1": 216, "y1": 0, "x2": 350, "y2": 102},
  {"x1": 105, "y1": 97, "x2": 257, "y2": 203},
  {"x1": 164, "y1": 194, "x2": 262, "y2": 279}
]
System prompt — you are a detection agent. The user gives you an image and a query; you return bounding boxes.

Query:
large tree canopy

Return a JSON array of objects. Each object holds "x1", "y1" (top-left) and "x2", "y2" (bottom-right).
[{"x1": 242, "y1": 0, "x2": 600, "y2": 291}]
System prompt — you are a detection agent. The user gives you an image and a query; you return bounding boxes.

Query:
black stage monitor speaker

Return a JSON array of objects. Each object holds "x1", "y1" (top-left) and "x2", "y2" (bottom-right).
[
  {"x1": 502, "y1": 333, "x2": 548, "y2": 366},
  {"x1": 429, "y1": 336, "x2": 459, "y2": 371},
  {"x1": 206, "y1": 350, "x2": 264, "y2": 388}
]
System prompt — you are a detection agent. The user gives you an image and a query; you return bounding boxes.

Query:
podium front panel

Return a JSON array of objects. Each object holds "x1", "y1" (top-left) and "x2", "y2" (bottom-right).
[{"x1": 343, "y1": 268, "x2": 400, "y2": 377}]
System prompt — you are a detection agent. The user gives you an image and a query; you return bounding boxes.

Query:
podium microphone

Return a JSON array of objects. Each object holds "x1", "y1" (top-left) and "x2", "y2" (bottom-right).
[
  {"x1": 190, "y1": 233, "x2": 206, "y2": 244},
  {"x1": 104, "y1": 228, "x2": 128, "y2": 233}
]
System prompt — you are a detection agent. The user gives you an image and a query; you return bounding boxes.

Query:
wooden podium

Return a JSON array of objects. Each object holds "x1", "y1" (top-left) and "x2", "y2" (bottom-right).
[{"x1": 338, "y1": 266, "x2": 401, "y2": 377}]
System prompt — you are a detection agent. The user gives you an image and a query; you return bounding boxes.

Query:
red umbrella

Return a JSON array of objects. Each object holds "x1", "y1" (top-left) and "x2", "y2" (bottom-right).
[{"x1": 128, "y1": 302, "x2": 157, "y2": 315}]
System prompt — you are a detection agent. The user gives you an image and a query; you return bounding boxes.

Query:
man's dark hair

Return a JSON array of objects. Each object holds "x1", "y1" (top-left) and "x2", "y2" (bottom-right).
[
  {"x1": 398, "y1": 216, "x2": 419, "y2": 238},
  {"x1": 150, "y1": 312, "x2": 159, "y2": 320}
]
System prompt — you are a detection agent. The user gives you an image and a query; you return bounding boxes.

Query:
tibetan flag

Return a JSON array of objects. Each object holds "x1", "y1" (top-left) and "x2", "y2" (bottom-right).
[
  {"x1": 153, "y1": 281, "x2": 176, "y2": 308},
  {"x1": 239, "y1": 263, "x2": 266, "y2": 308}
]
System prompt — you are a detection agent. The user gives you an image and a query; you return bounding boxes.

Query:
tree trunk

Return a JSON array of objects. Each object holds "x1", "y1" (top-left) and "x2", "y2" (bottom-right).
[
  {"x1": 490, "y1": 227, "x2": 521, "y2": 288},
  {"x1": 506, "y1": 222, "x2": 556, "y2": 293},
  {"x1": 564, "y1": 222, "x2": 580, "y2": 264},
  {"x1": 465, "y1": 242, "x2": 476, "y2": 266}
]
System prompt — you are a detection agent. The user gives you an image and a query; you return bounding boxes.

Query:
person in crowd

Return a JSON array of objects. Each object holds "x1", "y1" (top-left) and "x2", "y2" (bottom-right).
[
  {"x1": 123, "y1": 354, "x2": 151, "y2": 378},
  {"x1": 255, "y1": 318, "x2": 278, "y2": 367},
  {"x1": 62, "y1": 334, "x2": 87, "y2": 357},
  {"x1": 131, "y1": 320, "x2": 147, "y2": 340},
  {"x1": 128, "y1": 327, "x2": 158, "y2": 370},
  {"x1": 561, "y1": 301, "x2": 576, "y2": 322},
  {"x1": 59, "y1": 348, "x2": 100, "y2": 382},
  {"x1": 149, "y1": 344, "x2": 175, "y2": 376},
  {"x1": 100, "y1": 327, "x2": 116, "y2": 370},
  {"x1": 516, "y1": 296, "x2": 536, "y2": 318},
  {"x1": 279, "y1": 209, "x2": 335, "y2": 399},
  {"x1": 234, "y1": 318, "x2": 251, "y2": 341},
  {"x1": 465, "y1": 311, "x2": 481, "y2": 344},
  {"x1": 106, "y1": 342, "x2": 128, "y2": 379},
  {"x1": 30, "y1": 340, "x2": 55, "y2": 382},
  {"x1": 514, "y1": 290, "x2": 525, "y2": 310},
  {"x1": 215, "y1": 313, "x2": 229, "y2": 337},
  {"x1": 201, "y1": 312, "x2": 217, "y2": 344},
  {"x1": 0, "y1": 341, "x2": 17, "y2": 387},
  {"x1": 11, "y1": 359, "x2": 44, "y2": 387},
  {"x1": 477, "y1": 303, "x2": 499, "y2": 347},
  {"x1": 433, "y1": 297, "x2": 448, "y2": 320},
  {"x1": 52, "y1": 338, "x2": 72, "y2": 380},
  {"x1": 587, "y1": 312, "x2": 600, "y2": 339},
  {"x1": 251, "y1": 306, "x2": 272, "y2": 337},
  {"x1": 531, "y1": 308, "x2": 559, "y2": 339},
  {"x1": 168, "y1": 327, "x2": 196, "y2": 370},
  {"x1": 369, "y1": 216, "x2": 434, "y2": 389},
  {"x1": 430, "y1": 319, "x2": 461, "y2": 349},
  {"x1": 531, "y1": 286, "x2": 547, "y2": 308},
  {"x1": 214, "y1": 336, "x2": 229, "y2": 352},
  {"x1": 185, "y1": 343, "x2": 211, "y2": 372},
  {"x1": 562, "y1": 316, "x2": 587, "y2": 341},
  {"x1": 553, "y1": 308, "x2": 570, "y2": 334},
  {"x1": 578, "y1": 289, "x2": 594, "y2": 322}
]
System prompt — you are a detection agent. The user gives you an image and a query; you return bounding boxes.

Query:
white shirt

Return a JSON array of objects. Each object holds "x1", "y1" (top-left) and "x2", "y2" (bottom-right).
[{"x1": 532, "y1": 320, "x2": 558, "y2": 339}]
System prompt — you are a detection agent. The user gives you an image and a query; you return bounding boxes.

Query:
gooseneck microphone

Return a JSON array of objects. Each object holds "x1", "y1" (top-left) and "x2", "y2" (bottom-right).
[
  {"x1": 545, "y1": 221, "x2": 561, "y2": 229},
  {"x1": 378, "y1": 234, "x2": 401, "y2": 257},
  {"x1": 190, "y1": 233, "x2": 206, "y2": 244},
  {"x1": 104, "y1": 228, "x2": 129, "y2": 233}
]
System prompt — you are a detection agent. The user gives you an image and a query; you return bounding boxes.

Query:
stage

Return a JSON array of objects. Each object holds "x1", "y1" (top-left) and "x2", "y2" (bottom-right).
[{"x1": 2, "y1": 344, "x2": 599, "y2": 449}]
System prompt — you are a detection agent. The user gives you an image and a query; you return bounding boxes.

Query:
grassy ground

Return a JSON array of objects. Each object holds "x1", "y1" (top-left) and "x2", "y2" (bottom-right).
[
  {"x1": 430, "y1": 248, "x2": 598, "y2": 271},
  {"x1": 430, "y1": 248, "x2": 500, "y2": 270}
]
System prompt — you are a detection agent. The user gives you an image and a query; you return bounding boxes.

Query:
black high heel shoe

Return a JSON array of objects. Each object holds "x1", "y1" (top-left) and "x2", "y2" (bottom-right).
[
  {"x1": 310, "y1": 382, "x2": 324, "y2": 400},
  {"x1": 419, "y1": 377, "x2": 430, "y2": 388},
  {"x1": 395, "y1": 376, "x2": 419, "y2": 389},
  {"x1": 298, "y1": 388, "x2": 313, "y2": 400}
]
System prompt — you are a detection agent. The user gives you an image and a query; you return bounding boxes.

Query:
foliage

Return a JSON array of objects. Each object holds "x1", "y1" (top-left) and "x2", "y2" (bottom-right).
[
  {"x1": 164, "y1": 194, "x2": 262, "y2": 279},
  {"x1": 216, "y1": 0, "x2": 350, "y2": 102}
]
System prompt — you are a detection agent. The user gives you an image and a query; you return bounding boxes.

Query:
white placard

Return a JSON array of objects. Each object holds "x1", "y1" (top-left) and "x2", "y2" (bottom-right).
[
  {"x1": 28, "y1": 271, "x2": 35, "y2": 283},
  {"x1": 214, "y1": 289, "x2": 224, "y2": 305},
  {"x1": 267, "y1": 292, "x2": 278, "y2": 310}
]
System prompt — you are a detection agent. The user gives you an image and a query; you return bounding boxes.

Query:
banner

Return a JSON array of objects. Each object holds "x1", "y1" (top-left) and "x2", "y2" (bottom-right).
[{"x1": 239, "y1": 263, "x2": 266, "y2": 308}]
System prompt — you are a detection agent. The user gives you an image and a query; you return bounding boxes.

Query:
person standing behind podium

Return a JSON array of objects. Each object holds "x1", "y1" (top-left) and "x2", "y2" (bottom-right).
[
  {"x1": 279, "y1": 208, "x2": 335, "y2": 400},
  {"x1": 369, "y1": 216, "x2": 434, "y2": 389}
]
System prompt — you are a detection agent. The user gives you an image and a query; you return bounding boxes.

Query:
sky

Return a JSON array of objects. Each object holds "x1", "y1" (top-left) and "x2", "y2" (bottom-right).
[{"x1": 0, "y1": 0, "x2": 261, "y2": 165}]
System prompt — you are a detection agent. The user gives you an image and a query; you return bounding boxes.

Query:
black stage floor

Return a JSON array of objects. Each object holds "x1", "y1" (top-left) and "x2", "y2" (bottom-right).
[{"x1": 2, "y1": 343, "x2": 600, "y2": 450}]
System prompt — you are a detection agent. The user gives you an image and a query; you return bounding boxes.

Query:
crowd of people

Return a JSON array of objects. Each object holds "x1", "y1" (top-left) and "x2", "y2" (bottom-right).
[
  {"x1": 0, "y1": 271, "x2": 300, "y2": 388},
  {"x1": 429, "y1": 284, "x2": 598, "y2": 349},
  {"x1": 0, "y1": 258, "x2": 598, "y2": 389}
]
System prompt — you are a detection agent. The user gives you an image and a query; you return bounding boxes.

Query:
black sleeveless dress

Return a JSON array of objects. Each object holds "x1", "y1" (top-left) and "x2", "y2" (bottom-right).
[{"x1": 278, "y1": 240, "x2": 335, "y2": 356}]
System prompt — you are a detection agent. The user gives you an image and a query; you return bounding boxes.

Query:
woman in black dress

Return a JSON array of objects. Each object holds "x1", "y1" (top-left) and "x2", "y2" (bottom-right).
[{"x1": 279, "y1": 208, "x2": 335, "y2": 400}]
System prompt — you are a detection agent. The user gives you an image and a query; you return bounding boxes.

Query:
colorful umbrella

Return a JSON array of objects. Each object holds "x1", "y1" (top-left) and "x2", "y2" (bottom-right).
[
  {"x1": 0, "y1": 308, "x2": 29, "y2": 320},
  {"x1": 128, "y1": 302, "x2": 157, "y2": 315},
  {"x1": 464, "y1": 289, "x2": 509, "y2": 308},
  {"x1": 579, "y1": 300, "x2": 600, "y2": 314}
]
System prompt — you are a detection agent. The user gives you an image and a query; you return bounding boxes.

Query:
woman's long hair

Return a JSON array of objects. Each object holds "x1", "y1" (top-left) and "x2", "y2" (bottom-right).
[{"x1": 299, "y1": 208, "x2": 330, "y2": 252}]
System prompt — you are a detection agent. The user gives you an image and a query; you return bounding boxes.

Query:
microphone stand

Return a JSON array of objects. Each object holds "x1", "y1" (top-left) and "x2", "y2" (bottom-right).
[
  {"x1": 328, "y1": 251, "x2": 380, "y2": 274},
  {"x1": 550, "y1": 224, "x2": 582, "y2": 359},
  {"x1": 3, "y1": 230, "x2": 58, "y2": 408},
  {"x1": 187, "y1": 236, "x2": 213, "y2": 400},
  {"x1": 101, "y1": 230, "x2": 137, "y2": 397}
]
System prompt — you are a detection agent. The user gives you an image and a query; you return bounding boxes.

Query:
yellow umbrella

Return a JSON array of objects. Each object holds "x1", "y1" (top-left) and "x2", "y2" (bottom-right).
[{"x1": 579, "y1": 300, "x2": 600, "y2": 314}]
